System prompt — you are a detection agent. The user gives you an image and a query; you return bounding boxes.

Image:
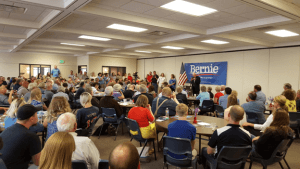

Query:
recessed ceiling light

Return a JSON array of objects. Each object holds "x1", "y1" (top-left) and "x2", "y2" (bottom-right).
[
  {"x1": 162, "y1": 46, "x2": 184, "y2": 50},
  {"x1": 161, "y1": 0, "x2": 217, "y2": 16},
  {"x1": 107, "y1": 24, "x2": 147, "y2": 32},
  {"x1": 265, "y1": 30, "x2": 299, "y2": 37},
  {"x1": 79, "y1": 35, "x2": 111, "y2": 41},
  {"x1": 135, "y1": 50, "x2": 152, "y2": 53},
  {"x1": 61, "y1": 43, "x2": 85, "y2": 47},
  {"x1": 201, "y1": 39, "x2": 229, "y2": 45}
]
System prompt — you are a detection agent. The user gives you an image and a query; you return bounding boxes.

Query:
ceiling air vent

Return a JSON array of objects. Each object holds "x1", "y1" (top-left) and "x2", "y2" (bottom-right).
[
  {"x1": 0, "y1": 4, "x2": 27, "y2": 14},
  {"x1": 256, "y1": 26, "x2": 276, "y2": 32},
  {"x1": 148, "y1": 31, "x2": 169, "y2": 36}
]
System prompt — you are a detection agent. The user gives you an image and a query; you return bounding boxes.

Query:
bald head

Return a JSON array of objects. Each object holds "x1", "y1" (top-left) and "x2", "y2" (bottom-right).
[
  {"x1": 193, "y1": 73, "x2": 197, "y2": 77},
  {"x1": 221, "y1": 85, "x2": 225, "y2": 91},
  {"x1": 229, "y1": 105, "x2": 244, "y2": 122},
  {"x1": 109, "y1": 142, "x2": 139, "y2": 169}
]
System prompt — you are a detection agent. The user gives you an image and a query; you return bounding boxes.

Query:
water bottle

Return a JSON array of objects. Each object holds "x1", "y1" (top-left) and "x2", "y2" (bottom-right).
[{"x1": 165, "y1": 108, "x2": 169, "y2": 119}]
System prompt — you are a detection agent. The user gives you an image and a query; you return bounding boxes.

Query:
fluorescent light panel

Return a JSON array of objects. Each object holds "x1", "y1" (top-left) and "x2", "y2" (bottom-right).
[
  {"x1": 162, "y1": 46, "x2": 184, "y2": 50},
  {"x1": 79, "y1": 35, "x2": 111, "y2": 41},
  {"x1": 265, "y1": 30, "x2": 299, "y2": 37},
  {"x1": 61, "y1": 43, "x2": 85, "y2": 46},
  {"x1": 161, "y1": 0, "x2": 217, "y2": 16},
  {"x1": 107, "y1": 24, "x2": 147, "y2": 32},
  {"x1": 201, "y1": 39, "x2": 229, "y2": 45},
  {"x1": 135, "y1": 50, "x2": 152, "y2": 53}
]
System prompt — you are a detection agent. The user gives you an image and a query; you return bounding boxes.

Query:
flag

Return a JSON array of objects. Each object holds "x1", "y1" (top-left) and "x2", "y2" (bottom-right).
[{"x1": 178, "y1": 62, "x2": 188, "y2": 86}]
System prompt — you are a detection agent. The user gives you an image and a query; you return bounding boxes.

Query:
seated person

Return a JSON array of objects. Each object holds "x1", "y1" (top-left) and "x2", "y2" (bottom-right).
[
  {"x1": 213, "y1": 86, "x2": 224, "y2": 105},
  {"x1": 201, "y1": 105, "x2": 252, "y2": 169},
  {"x1": 24, "y1": 83, "x2": 37, "y2": 102},
  {"x1": 0, "y1": 104, "x2": 41, "y2": 168},
  {"x1": 0, "y1": 86, "x2": 13, "y2": 105},
  {"x1": 218, "y1": 87, "x2": 232, "y2": 109},
  {"x1": 151, "y1": 87, "x2": 179, "y2": 118},
  {"x1": 43, "y1": 82, "x2": 54, "y2": 101},
  {"x1": 28, "y1": 88, "x2": 48, "y2": 111},
  {"x1": 99, "y1": 86, "x2": 123, "y2": 118},
  {"x1": 196, "y1": 86, "x2": 210, "y2": 106},
  {"x1": 43, "y1": 96, "x2": 71, "y2": 140},
  {"x1": 251, "y1": 109, "x2": 293, "y2": 159},
  {"x1": 68, "y1": 87, "x2": 75, "y2": 102},
  {"x1": 52, "y1": 86, "x2": 69, "y2": 101},
  {"x1": 109, "y1": 142, "x2": 140, "y2": 169},
  {"x1": 243, "y1": 95, "x2": 288, "y2": 136},
  {"x1": 176, "y1": 86, "x2": 188, "y2": 105},
  {"x1": 241, "y1": 91, "x2": 265, "y2": 123},
  {"x1": 282, "y1": 89, "x2": 297, "y2": 112},
  {"x1": 207, "y1": 86, "x2": 214, "y2": 100},
  {"x1": 133, "y1": 84, "x2": 153, "y2": 105},
  {"x1": 123, "y1": 84, "x2": 135, "y2": 99},
  {"x1": 148, "y1": 85, "x2": 157, "y2": 98},
  {"x1": 76, "y1": 92, "x2": 99, "y2": 136},
  {"x1": 39, "y1": 132, "x2": 75, "y2": 169},
  {"x1": 57, "y1": 113, "x2": 100, "y2": 169},
  {"x1": 85, "y1": 84, "x2": 101, "y2": 110},
  {"x1": 91, "y1": 82, "x2": 100, "y2": 95},
  {"x1": 168, "y1": 103, "x2": 197, "y2": 159},
  {"x1": 224, "y1": 94, "x2": 247, "y2": 126},
  {"x1": 112, "y1": 84, "x2": 125, "y2": 101},
  {"x1": 75, "y1": 82, "x2": 86, "y2": 102},
  {"x1": 296, "y1": 90, "x2": 300, "y2": 112},
  {"x1": 132, "y1": 85, "x2": 140, "y2": 97}
]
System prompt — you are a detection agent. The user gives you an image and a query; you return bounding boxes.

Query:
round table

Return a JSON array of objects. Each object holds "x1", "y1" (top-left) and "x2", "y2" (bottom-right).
[{"x1": 156, "y1": 115, "x2": 228, "y2": 154}]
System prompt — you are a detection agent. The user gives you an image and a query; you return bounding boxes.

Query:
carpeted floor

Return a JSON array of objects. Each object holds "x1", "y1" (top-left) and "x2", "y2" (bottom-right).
[{"x1": 91, "y1": 118, "x2": 300, "y2": 169}]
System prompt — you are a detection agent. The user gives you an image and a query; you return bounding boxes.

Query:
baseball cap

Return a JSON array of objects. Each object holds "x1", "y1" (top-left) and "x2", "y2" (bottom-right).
[{"x1": 17, "y1": 104, "x2": 38, "y2": 120}]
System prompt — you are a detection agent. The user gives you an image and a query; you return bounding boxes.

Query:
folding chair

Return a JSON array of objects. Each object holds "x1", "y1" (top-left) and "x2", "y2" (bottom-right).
[
  {"x1": 245, "y1": 112, "x2": 266, "y2": 124},
  {"x1": 72, "y1": 160, "x2": 88, "y2": 169},
  {"x1": 215, "y1": 105, "x2": 224, "y2": 118},
  {"x1": 199, "y1": 100, "x2": 214, "y2": 116},
  {"x1": 98, "y1": 159, "x2": 109, "y2": 169}
]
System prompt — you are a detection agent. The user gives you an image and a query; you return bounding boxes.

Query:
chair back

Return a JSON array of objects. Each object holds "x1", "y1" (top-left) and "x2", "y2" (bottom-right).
[
  {"x1": 87, "y1": 114, "x2": 101, "y2": 137},
  {"x1": 215, "y1": 105, "x2": 224, "y2": 117},
  {"x1": 289, "y1": 112, "x2": 300, "y2": 128},
  {"x1": 202, "y1": 100, "x2": 214, "y2": 109},
  {"x1": 0, "y1": 159, "x2": 7, "y2": 169},
  {"x1": 216, "y1": 146, "x2": 252, "y2": 169},
  {"x1": 245, "y1": 112, "x2": 266, "y2": 124},
  {"x1": 72, "y1": 160, "x2": 88, "y2": 169},
  {"x1": 177, "y1": 99, "x2": 184, "y2": 103},
  {"x1": 126, "y1": 118, "x2": 145, "y2": 141},
  {"x1": 163, "y1": 136, "x2": 194, "y2": 168},
  {"x1": 99, "y1": 160, "x2": 109, "y2": 169},
  {"x1": 101, "y1": 108, "x2": 118, "y2": 123},
  {"x1": 262, "y1": 138, "x2": 292, "y2": 165}
]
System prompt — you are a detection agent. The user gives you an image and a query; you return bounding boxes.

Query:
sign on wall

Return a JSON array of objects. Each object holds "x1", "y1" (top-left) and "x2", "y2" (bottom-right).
[{"x1": 185, "y1": 61, "x2": 228, "y2": 85}]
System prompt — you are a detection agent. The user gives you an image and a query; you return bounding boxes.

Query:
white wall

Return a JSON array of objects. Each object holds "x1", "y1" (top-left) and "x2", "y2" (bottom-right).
[
  {"x1": 77, "y1": 55, "x2": 89, "y2": 73},
  {"x1": 89, "y1": 55, "x2": 137, "y2": 77},
  {"x1": 137, "y1": 46, "x2": 300, "y2": 105},
  {"x1": 0, "y1": 52, "x2": 77, "y2": 78}
]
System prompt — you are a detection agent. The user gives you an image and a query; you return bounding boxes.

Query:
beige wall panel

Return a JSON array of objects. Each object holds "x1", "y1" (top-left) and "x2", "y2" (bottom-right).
[{"x1": 137, "y1": 59, "x2": 145, "y2": 79}]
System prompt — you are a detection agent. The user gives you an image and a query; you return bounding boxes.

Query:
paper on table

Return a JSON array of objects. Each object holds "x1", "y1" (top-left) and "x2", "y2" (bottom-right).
[
  {"x1": 156, "y1": 119, "x2": 164, "y2": 122},
  {"x1": 198, "y1": 122, "x2": 211, "y2": 126}
]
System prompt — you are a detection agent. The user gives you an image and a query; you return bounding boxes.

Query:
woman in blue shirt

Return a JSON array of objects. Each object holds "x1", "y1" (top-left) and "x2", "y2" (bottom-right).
[
  {"x1": 196, "y1": 86, "x2": 210, "y2": 107},
  {"x1": 28, "y1": 88, "x2": 48, "y2": 111},
  {"x1": 169, "y1": 74, "x2": 176, "y2": 92},
  {"x1": 43, "y1": 96, "x2": 71, "y2": 140}
]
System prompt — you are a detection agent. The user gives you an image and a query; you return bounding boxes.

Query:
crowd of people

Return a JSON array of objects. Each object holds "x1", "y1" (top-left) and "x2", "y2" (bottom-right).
[{"x1": 0, "y1": 66, "x2": 297, "y2": 169}]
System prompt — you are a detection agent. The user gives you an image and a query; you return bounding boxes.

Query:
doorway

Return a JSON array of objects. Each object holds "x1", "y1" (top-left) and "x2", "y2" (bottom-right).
[
  {"x1": 19, "y1": 64, "x2": 51, "y2": 79},
  {"x1": 102, "y1": 66, "x2": 126, "y2": 76},
  {"x1": 78, "y1": 65, "x2": 87, "y2": 74}
]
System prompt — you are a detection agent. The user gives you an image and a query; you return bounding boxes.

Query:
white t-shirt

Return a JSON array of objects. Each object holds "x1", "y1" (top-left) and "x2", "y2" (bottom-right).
[
  {"x1": 70, "y1": 132, "x2": 100, "y2": 169},
  {"x1": 157, "y1": 76, "x2": 167, "y2": 87}
]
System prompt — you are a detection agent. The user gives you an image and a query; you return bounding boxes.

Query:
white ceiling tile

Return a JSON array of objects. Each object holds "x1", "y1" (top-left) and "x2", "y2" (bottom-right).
[
  {"x1": 134, "y1": 0, "x2": 173, "y2": 7},
  {"x1": 78, "y1": 24, "x2": 102, "y2": 31},
  {"x1": 113, "y1": 8, "x2": 141, "y2": 16},
  {"x1": 143, "y1": 7, "x2": 175, "y2": 17},
  {"x1": 239, "y1": 10, "x2": 276, "y2": 20},
  {"x1": 184, "y1": 17, "x2": 227, "y2": 27},
  {"x1": 120, "y1": 1, "x2": 155, "y2": 13},
  {"x1": 14, "y1": 3, "x2": 45, "y2": 12},
  {"x1": 3, "y1": 26, "x2": 26, "y2": 34},
  {"x1": 9, "y1": 13, "x2": 39, "y2": 22},
  {"x1": 164, "y1": 13, "x2": 197, "y2": 22},
  {"x1": 218, "y1": 15, "x2": 249, "y2": 24},
  {"x1": 204, "y1": 0, "x2": 244, "y2": 10},
  {"x1": 221, "y1": 4, "x2": 259, "y2": 15},
  {"x1": 97, "y1": 0, "x2": 132, "y2": 7}
]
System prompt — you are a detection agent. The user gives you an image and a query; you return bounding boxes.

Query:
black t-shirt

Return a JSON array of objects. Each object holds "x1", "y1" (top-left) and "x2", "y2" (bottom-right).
[
  {"x1": 208, "y1": 124, "x2": 252, "y2": 158},
  {"x1": 208, "y1": 91, "x2": 214, "y2": 99},
  {"x1": 151, "y1": 75, "x2": 159, "y2": 84},
  {"x1": 75, "y1": 87, "x2": 85, "y2": 99},
  {"x1": 133, "y1": 93, "x2": 154, "y2": 105},
  {"x1": 0, "y1": 123, "x2": 41, "y2": 169},
  {"x1": 2, "y1": 81, "x2": 7, "y2": 85},
  {"x1": 76, "y1": 106, "x2": 99, "y2": 129},
  {"x1": 123, "y1": 90, "x2": 135, "y2": 99}
]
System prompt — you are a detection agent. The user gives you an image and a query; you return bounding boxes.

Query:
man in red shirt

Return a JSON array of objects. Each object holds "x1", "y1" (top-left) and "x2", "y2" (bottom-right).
[{"x1": 146, "y1": 72, "x2": 152, "y2": 83}]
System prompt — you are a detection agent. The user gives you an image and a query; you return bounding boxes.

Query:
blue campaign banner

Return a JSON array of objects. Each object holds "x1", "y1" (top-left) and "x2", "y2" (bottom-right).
[{"x1": 185, "y1": 62, "x2": 227, "y2": 85}]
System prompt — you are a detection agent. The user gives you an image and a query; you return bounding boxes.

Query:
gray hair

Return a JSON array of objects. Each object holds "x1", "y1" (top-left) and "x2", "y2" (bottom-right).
[
  {"x1": 38, "y1": 82, "x2": 45, "y2": 89},
  {"x1": 135, "y1": 85, "x2": 140, "y2": 91},
  {"x1": 140, "y1": 84, "x2": 147, "y2": 93},
  {"x1": 45, "y1": 81, "x2": 52, "y2": 89},
  {"x1": 113, "y1": 84, "x2": 122, "y2": 92},
  {"x1": 105, "y1": 86, "x2": 113, "y2": 96},
  {"x1": 57, "y1": 112, "x2": 76, "y2": 132},
  {"x1": 57, "y1": 86, "x2": 65, "y2": 92},
  {"x1": 85, "y1": 84, "x2": 93, "y2": 94},
  {"x1": 28, "y1": 83, "x2": 37, "y2": 91},
  {"x1": 80, "y1": 92, "x2": 92, "y2": 106}
]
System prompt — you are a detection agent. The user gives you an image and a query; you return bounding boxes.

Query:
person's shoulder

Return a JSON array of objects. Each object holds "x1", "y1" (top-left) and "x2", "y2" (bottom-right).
[{"x1": 91, "y1": 106, "x2": 99, "y2": 111}]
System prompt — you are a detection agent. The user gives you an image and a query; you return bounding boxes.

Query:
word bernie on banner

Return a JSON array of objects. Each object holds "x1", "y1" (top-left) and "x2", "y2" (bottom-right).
[{"x1": 185, "y1": 62, "x2": 227, "y2": 85}]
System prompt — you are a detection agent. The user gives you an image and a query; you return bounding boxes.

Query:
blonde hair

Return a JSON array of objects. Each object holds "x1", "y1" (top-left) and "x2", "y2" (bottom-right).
[
  {"x1": 273, "y1": 95, "x2": 288, "y2": 112},
  {"x1": 135, "y1": 95, "x2": 148, "y2": 108},
  {"x1": 176, "y1": 103, "x2": 188, "y2": 117},
  {"x1": 227, "y1": 94, "x2": 239, "y2": 108},
  {"x1": 162, "y1": 87, "x2": 172, "y2": 96},
  {"x1": 47, "y1": 97, "x2": 71, "y2": 123},
  {"x1": 28, "y1": 88, "x2": 42, "y2": 104},
  {"x1": 200, "y1": 86, "x2": 206, "y2": 92},
  {"x1": 231, "y1": 90, "x2": 238, "y2": 97},
  {"x1": 215, "y1": 86, "x2": 221, "y2": 92},
  {"x1": 7, "y1": 99, "x2": 26, "y2": 118},
  {"x1": 176, "y1": 86, "x2": 183, "y2": 93},
  {"x1": 39, "y1": 132, "x2": 75, "y2": 169},
  {"x1": 80, "y1": 92, "x2": 92, "y2": 107},
  {"x1": 38, "y1": 82, "x2": 45, "y2": 89}
]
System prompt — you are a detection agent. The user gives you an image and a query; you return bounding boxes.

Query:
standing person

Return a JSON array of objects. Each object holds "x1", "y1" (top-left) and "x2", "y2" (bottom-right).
[
  {"x1": 68, "y1": 70, "x2": 75, "y2": 81},
  {"x1": 39, "y1": 132, "x2": 75, "y2": 169},
  {"x1": 98, "y1": 73, "x2": 105, "y2": 89},
  {"x1": 90, "y1": 72, "x2": 97, "y2": 80},
  {"x1": 82, "y1": 72, "x2": 88, "y2": 80},
  {"x1": 111, "y1": 72, "x2": 117, "y2": 81},
  {"x1": 147, "y1": 72, "x2": 152, "y2": 83},
  {"x1": 0, "y1": 104, "x2": 42, "y2": 169},
  {"x1": 152, "y1": 71, "x2": 159, "y2": 93},
  {"x1": 127, "y1": 73, "x2": 133, "y2": 83},
  {"x1": 51, "y1": 65, "x2": 61, "y2": 78},
  {"x1": 157, "y1": 73, "x2": 167, "y2": 92},
  {"x1": 168, "y1": 74, "x2": 176, "y2": 92},
  {"x1": 190, "y1": 73, "x2": 201, "y2": 95},
  {"x1": 78, "y1": 71, "x2": 83, "y2": 80},
  {"x1": 116, "y1": 72, "x2": 122, "y2": 80}
]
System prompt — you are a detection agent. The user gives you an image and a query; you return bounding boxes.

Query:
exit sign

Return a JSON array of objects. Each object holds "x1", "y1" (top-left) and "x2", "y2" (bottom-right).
[{"x1": 59, "y1": 60, "x2": 65, "y2": 64}]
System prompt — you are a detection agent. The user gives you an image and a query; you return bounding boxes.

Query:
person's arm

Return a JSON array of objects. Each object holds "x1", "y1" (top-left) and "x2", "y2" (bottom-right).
[
  {"x1": 7, "y1": 90, "x2": 14, "y2": 104},
  {"x1": 32, "y1": 152, "x2": 41, "y2": 166},
  {"x1": 207, "y1": 146, "x2": 215, "y2": 155},
  {"x1": 146, "y1": 105, "x2": 155, "y2": 123},
  {"x1": 213, "y1": 97, "x2": 218, "y2": 104},
  {"x1": 117, "y1": 91, "x2": 125, "y2": 100},
  {"x1": 43, "y1": 118, "x2": 48, "y2": 128},
  {"x1": 42, "y1": 103, "x2": 47, "y2": 111},
  {"x1": 87, "y1": 141, "x2": 100, "y2": 169},
  {"x1": 207, "y1": 130, "x2": 218, "y2": 154},
  {"x1": 253, "y1": 114, "x2": 273, "y2": 131},
  {"x1": 171, "y1": 93, "x2": 179, "y2": 104},
  {"x1": 191, "y1": 140, "x2": 196, "y2": 150}
]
